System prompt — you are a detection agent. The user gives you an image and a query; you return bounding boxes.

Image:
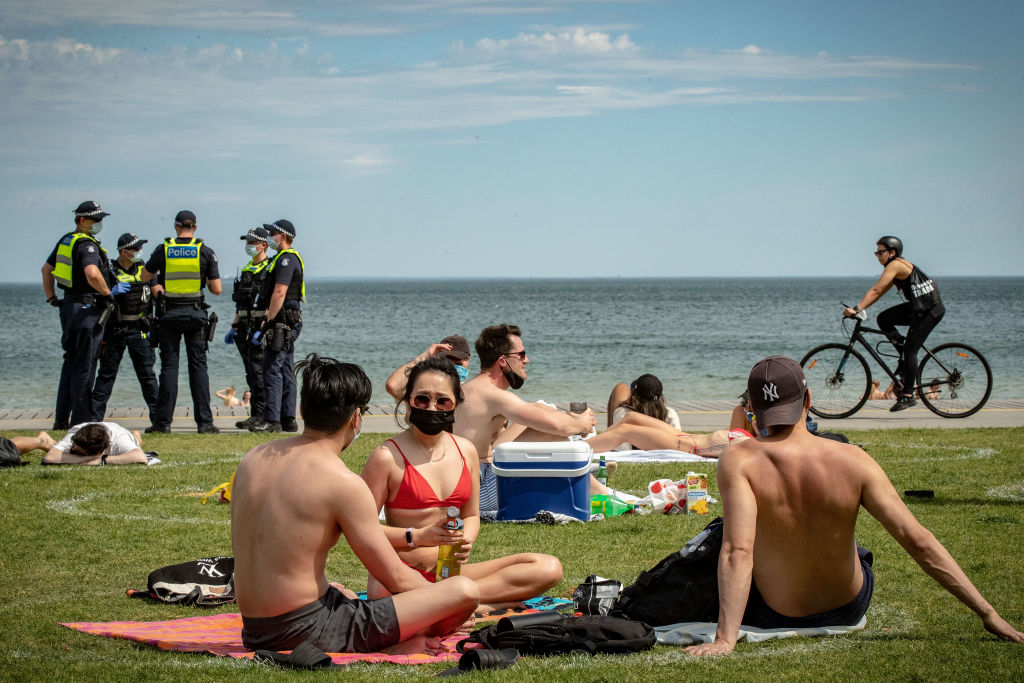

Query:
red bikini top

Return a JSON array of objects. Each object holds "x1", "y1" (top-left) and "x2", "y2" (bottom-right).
[{"x1": 386, "y1": 434, "x2": 472, "y2": 510}]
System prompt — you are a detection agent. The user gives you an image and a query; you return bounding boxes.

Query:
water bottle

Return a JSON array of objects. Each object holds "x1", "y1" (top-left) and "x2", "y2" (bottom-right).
[
  {"x1": 596, "y1": 454, "x2": 608, "y2": 488},
  {"x1": 434, "y1": 506, "x2": 464, "y2": 581}
]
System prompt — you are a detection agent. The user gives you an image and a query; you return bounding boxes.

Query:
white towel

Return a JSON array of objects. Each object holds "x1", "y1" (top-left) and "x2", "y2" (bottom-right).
[
  {"x1": 654, "y1": 616, "x2": 867, "y2": 645},
  {"x1": 595, "y1": 449, "x2": 717, "y2": 464}
]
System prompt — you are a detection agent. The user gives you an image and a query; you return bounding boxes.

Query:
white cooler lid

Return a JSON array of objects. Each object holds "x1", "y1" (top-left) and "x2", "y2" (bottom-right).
[{"x1": 493, "y1": 440, "x2": 593, "y2": 462}]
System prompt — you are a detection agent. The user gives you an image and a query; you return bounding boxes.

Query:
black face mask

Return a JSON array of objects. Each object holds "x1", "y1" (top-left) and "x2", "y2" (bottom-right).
[
  {"x1": 502, "y1": 365, "x2": 525, "y2": 391},
  {"x1": 408, "y1": 406, "x2": 455, "y2": 435}
]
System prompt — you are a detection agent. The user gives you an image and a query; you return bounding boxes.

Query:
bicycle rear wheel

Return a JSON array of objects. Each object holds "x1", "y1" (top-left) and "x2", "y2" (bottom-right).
[
  {"x1": 800, "y1": 344, "x2": 871, "y2": 419},
  {"x1": 917, "y1": 343, "x2": 992, "y2": 418}
]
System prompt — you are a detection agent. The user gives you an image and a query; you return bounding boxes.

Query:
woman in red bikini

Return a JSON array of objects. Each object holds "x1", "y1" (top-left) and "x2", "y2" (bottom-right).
[{"x1": 361, "y1": 356, "x2": 563, "y2": 615}]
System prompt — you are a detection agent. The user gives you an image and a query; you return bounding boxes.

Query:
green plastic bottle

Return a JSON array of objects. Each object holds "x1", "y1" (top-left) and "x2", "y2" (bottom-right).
[
  {"x1": 434, "y1": 506, "x2": 464, "y2": 581},
  {"x1": 596, "y1": 454, "x2": 608, "y2": 488}
]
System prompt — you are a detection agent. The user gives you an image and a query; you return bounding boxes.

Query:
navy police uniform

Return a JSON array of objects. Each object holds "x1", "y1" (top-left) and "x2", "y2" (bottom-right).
[
  {"x1": 145, "y1": 211, "x2": 221, "y2": 432},
  {"x1": 91, "y1": 233, "x2": 159, "y2": 421},
  {"x1": 231, "y1": 227, "x2": 271, "y2": 427},
  {"x1": 253, "y1": 220, "x2": 304, "y2": 432},
  {"x1": 45, "y1": 201, "x2": 115, "y2": 428}
]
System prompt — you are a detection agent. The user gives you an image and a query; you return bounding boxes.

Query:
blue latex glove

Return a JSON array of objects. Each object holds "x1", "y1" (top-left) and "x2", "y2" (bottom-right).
[
  {"x1": 224, "y1": 328, "x2": 237, "y2": 344},
  {"x1": 110, "y1": 281, "x2": 131, "y2": 296},
  {"x1": 251, "y1": 330, "x2": 263, "y2": 345}
]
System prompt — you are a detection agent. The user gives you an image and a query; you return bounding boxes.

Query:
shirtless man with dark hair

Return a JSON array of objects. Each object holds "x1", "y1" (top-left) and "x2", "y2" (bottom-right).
[
  {"x1": 231, "y1": 353, "x2": 478, "y2": 655},
  {"x1": 687, "y1": 356, "x2": 1023, "y2": 657}
]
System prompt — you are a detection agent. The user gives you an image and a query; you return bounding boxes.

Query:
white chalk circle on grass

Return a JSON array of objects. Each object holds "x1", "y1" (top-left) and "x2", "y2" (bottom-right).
[
  {"x1": 984, "y1": 482, "x2": 1024, "y2": 502},
  {"x1": 45, "y1": 488, "x2": 230, "y2": 526}
]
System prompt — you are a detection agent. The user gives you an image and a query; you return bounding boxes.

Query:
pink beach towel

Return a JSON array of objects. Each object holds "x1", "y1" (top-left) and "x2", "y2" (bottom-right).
[{"x1": 62, "y1": 612, "x2": 461, "y2": 665}]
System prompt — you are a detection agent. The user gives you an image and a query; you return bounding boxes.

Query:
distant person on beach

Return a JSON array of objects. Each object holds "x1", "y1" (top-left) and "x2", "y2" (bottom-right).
[
  {"x1": 363, "y1": 356, "x2": 562, "y2": 614},
  {"x1": 686, "y1": 356, "x2": 1023, "y2": 657},
  {"x1": 231, "y1": 353, "x2": 477, "y2": 655},
  {"x1": 43, "y1": 422, "x2": 156, "y2": 465},
  {"x1": 1, "y1": 432, "x2": 57, "y2": 466},
  {"x1": 90, "y1": 232, "x2": 159, "y2": 422},
  {"x1": 869, "y1": 380, "x2": 887, "y2": 400},
  {"x1": 226, "y1": 226, "x2": 271, "y2": 430},
  {"x1": 41, "y1": 200, "x2": 125, "y2": 430},
  {"x1": 248, "y1": 220, "x2": 303, "y2": 434},
  {"x1": 140, "y1": 210, "x2": 222, "y2": 434},
  {"x1": 453, "y1": 323, "x2": 600, "y2": 515},
  {"x1": 216, "y1": 386, "x2": 242, "y2": 406},
  {"x1": 843, "y1": 236, "x2": 944, "y2": 413},
  {"x1": 604, "y1": 373, "x2": 681, "y2": 450},
  {"x1": 241, "y1": 390, "x2": 251, "y2": 406},
  {"x1": 385, "y1": 334, "x2": 472, "y2": 400}
]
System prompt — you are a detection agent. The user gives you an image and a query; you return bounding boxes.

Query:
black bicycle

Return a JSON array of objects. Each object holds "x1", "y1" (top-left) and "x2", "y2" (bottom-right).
[{"x1": 800, "y1": 308, "x2": 992, "y2": 419}]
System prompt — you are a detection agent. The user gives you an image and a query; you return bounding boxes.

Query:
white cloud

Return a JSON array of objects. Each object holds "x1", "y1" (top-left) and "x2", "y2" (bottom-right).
[
  {"x1": 741, "y1": 44, "x2": 763, "y2": 55},
  {"x1": 475, "y1": 28, "x2": 636, "y2": 55}
]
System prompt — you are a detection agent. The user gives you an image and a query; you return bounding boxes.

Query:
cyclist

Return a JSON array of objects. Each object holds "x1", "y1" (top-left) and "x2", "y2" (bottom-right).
[{"x1": 843, "y1": 236, "x2": 944, "y2": 412}]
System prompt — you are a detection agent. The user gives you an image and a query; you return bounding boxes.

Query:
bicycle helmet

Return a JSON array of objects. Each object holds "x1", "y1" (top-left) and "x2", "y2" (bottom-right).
[{"x1": 876, "y1": 235, "x2": 903, "y2": 257}]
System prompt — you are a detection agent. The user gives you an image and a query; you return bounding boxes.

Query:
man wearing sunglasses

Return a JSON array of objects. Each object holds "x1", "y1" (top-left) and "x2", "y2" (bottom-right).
[
  {"x1": 91, "y1": 233, "x2": 159, "y2": 422},
  {"x1": 454, "y1": 324, "x2": 596, "y2": 515}
]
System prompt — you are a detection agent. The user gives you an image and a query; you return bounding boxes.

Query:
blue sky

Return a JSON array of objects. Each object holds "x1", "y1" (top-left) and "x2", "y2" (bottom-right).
[{"x1": 3, "y1": 0, "x2": 1022, "y2": 282}]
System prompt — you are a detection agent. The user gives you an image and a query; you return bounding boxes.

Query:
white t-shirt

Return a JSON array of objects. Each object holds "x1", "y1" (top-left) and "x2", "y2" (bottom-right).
[
  {"x1": 56, "y1": 422, "x2": 139, "y2": 456},
  {"x1": 609, "y1": 406, "x2": 682, "y2": 451}
]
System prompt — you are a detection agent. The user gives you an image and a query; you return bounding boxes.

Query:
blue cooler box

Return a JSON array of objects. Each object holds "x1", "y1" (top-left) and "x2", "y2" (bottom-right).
[{"x1": 493, "y1": 441, "x2": 592, "y2": 521}]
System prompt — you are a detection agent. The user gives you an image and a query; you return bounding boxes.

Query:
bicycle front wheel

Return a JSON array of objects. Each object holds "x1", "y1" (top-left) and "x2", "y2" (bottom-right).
[
  {"x1": 800, "y1": 344, "x2": 871, "y2": 419},
  {"x1": 917, "y1": 343, "x2": 992, "y2": 418}
]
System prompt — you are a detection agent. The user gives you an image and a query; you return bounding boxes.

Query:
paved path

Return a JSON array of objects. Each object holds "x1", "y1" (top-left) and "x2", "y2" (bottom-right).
[{"x1": 3, "y1": 398, "x2": 1022, "y2": 434}]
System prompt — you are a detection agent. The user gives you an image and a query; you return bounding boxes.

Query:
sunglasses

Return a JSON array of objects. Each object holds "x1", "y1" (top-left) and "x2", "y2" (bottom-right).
[
  {"x1": 503, "y1": 350, "x2": 527, "y2": 360},
  {"x1": 411, "y1": 395, "x2": 455, "y2": 411},
  {"x1": 873, "y1": 249, "x2": 890, "y2": 256}
]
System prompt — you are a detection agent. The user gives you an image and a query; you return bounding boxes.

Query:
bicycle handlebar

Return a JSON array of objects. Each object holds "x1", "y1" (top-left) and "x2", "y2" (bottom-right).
[{"x1": 840, "y1": 301, "x2": 868, "y2": 321}]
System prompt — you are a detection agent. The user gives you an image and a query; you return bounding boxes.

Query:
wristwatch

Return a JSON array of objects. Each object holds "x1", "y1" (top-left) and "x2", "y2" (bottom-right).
[{"x1": 405, "y1": 528, "x2": 416, "y2": 548}]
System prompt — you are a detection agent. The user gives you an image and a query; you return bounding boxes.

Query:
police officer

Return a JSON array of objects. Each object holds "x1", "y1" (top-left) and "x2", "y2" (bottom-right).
[
  {"x1": 249, "y1": 219, "x2": 304, "y2": 433},
  {"x1": 42, "y1": 201, "x2": 128, "y2": 429},
  {"x1": 90, "y1": 233, "x2": 159, "y2": 421},
  {"x1": 226, "y1": 227, "x2": 271, "y2": 430},
  {"x1": 140, "y1": 210, "x2": 222, "y2": 434}
]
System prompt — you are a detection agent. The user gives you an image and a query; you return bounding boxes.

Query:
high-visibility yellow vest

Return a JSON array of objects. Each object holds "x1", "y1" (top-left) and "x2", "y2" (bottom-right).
[
  {"x1": 163, "y1": 237, "x2": 202, "y2": 299},
  {"x1": 53, "y1": 231, "x2": 105, "y2": 289},
  {"x1": 264, "y1": 248, "x2": 305, "y2": 302}
]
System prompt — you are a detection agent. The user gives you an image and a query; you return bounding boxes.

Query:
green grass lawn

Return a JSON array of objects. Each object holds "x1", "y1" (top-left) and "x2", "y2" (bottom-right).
[{"x1": 2, "y1": 427, "x2": 1022, "y2": 681}]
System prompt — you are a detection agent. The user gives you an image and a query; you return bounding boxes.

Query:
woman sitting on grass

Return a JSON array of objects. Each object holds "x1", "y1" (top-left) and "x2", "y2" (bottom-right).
[{"x1": 360, "y1": 356, "x2": 562, "y2": 615}]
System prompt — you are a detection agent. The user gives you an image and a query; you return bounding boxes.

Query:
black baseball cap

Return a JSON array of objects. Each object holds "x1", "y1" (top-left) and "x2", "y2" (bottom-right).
[
  {"x1": 747, "y1": 356, "x2": 808, "y2": 429},
  {"x1": 117, "y1": 233, "x2": 148, "y2": 250},
  {"x1": 74, "y1": 200, "x2": 109, "y2": 220},
  {"x1": 440, "y1": 334, "x2": 471, "y2": 361},
  {"x1": 240, "y1": 226, "x2": 269, "y2": 243},
  {"x1": 174, "y1": 210, "x2": 197, "y2": 226},
  {"x1": 630, "y1": 373, "x2": 663, "y2": 401},
  {"x1": 263, "y1": 219, "x2": 296, "y2": 238}
]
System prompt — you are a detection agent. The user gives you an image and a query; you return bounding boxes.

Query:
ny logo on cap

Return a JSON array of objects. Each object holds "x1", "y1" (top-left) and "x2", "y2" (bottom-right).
[{"x1": 762, "y1": 383, "x2": 780, "y2": 402}]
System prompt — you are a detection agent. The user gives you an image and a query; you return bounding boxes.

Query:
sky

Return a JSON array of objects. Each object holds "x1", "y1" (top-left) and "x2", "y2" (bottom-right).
[{"x1": 3, "y1": 0, "x2": 1023, "y2": 282}]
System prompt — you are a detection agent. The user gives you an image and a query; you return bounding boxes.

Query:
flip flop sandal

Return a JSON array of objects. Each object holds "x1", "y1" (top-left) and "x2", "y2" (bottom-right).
[{"x1": 437, "y1": 647, "x2": 520, "y2": 676}]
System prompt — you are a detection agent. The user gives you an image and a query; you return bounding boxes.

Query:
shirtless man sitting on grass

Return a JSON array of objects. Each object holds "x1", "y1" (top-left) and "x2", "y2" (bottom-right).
[
  {"x1": 231, "y1": 353, "x2": 478, "y2": 655},
  {"x1": 454, "y1": 324, "x2": 598, "y2": 513},
  {"x1": 687, "y1": 356, "x2": 1022, "y2": 657}
]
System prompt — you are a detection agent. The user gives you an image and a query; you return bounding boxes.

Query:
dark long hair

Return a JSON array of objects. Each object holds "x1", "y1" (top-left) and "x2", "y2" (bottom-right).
[{"x1": 393, "y1": 355, "x2": 464, "y2": 427}]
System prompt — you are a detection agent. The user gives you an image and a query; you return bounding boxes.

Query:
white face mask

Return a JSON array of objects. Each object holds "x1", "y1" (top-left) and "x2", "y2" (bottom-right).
[
  {"x1": 130, "y1": 252, "x2": 144, "y2": 263},
  {"x1": 270, "y1": 236, "x2": 283, "y2": 252},
  {"x1": 90, "y1": 221, "x2": 103, "y2": 236},
  {"x1": 245, "y1": 244, "x2": 261, "y2": 258}
]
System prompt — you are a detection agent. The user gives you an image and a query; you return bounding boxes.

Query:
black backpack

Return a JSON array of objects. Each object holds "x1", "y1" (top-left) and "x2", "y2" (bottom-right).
[
  {"x1": 458, "y1": 612, "x2": 655, "y2": 656},
  {"x1": 139, "y1": 556, "x2": 235, "y2": 606},
  {"x1": 611, "y1": 517, "x2": 723, "y2": 626}
]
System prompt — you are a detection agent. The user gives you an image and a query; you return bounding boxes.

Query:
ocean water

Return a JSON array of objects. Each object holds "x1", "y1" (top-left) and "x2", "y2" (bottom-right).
[{"x1": 2, "y1": 277, "x2": 1022, "y2": 411}]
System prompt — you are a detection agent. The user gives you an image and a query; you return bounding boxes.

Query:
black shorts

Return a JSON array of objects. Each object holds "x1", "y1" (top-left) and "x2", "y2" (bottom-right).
[
  {"x1": 743, "y1": 546, "x2": 875, "y2": 629},
  {"x1": 0, "y1": 437, "x2": 21, "y2": 467},
  {"x1": 241, "y1": 585, "x2": 400, "y2": 653}
]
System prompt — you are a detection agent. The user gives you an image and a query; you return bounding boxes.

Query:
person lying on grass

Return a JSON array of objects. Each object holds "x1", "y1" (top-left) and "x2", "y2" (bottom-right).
[
  {"x1": 686, "y1": 356, "x2": 1023, "y2": 658},
  {"x1": 1, "y1": 431, "x2": 56, "y2": 464},
  {"x1": 231, "y1": 353, "x2": 478, "y2": 656},
  {"x1": 361, "y1": 355, "x2": 562, "y2": 615},
  {"x1": 585, "y1": 409, "x2": 748, "y2": 457},
  {"x1": 43, "y1": 422, "x2": 151, "y2": 465}
]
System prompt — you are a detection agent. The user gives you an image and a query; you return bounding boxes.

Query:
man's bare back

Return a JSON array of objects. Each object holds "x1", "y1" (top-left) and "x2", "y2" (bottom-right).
[
  {"x1": 688, "y1": 355, "x2": 1023, "y2": 657},
  {"x1": 232, "y1": 436, "x2": 374, "y2": 617}
]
